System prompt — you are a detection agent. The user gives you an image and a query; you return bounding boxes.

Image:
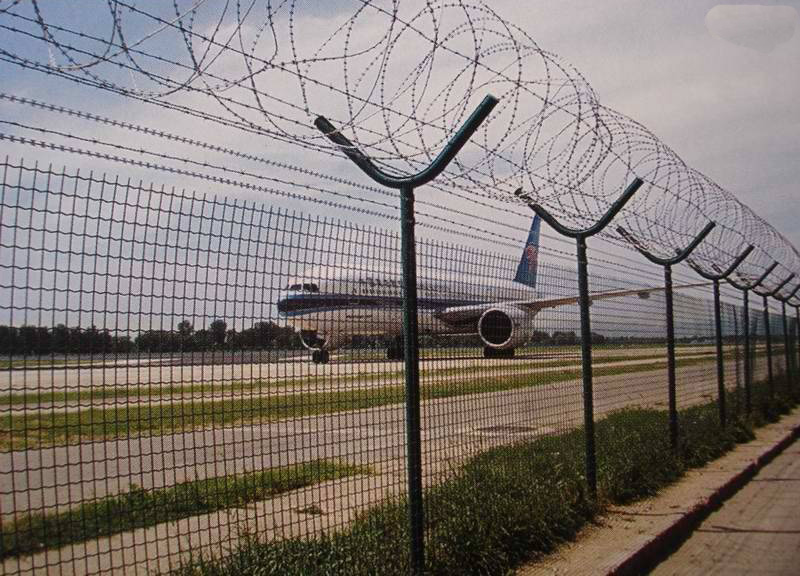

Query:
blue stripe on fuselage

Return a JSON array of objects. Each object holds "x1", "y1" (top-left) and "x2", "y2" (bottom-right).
[{"x1": 277, "y1": 292, "x2": 485, "y2": 318}]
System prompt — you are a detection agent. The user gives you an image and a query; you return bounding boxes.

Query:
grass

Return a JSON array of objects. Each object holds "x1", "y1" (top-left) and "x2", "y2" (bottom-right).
[
  {"x1": 172, "y1": 380, "x2": 797, "y2": 576},
  {"x1": 0, "y1": 352, "x2": 753, "y2": 452},
  {"x1": 0, "y1": 359, "x2": 87, "y2": 370},
  {"x1": 0, "y1": 459, "x2": 369, "y2": 560},
  {"x1": 0, "y1": 370, "x2": 406, "y2": 407},
  {"x1": 0, "y1": 354, "x2": 731, "y2": 451}
]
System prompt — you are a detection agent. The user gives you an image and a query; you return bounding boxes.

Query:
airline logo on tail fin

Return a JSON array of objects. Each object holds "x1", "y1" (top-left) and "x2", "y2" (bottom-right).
[{"x1": 514, "y1": 214, "x2": 541, "y2": 289}]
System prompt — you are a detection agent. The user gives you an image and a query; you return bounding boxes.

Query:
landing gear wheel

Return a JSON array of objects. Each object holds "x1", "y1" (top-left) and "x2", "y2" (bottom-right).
[
  {"x1": 484, "y1": 347, "x2": 515, "y2": 359},
  {"x1": 387, "y1": 337, "x2": 405, "y2": 361},
  {"x1": 387, "y1": 346, "x2": 405, "y2": 361},
  {"x1": 312, "y1": 350, "x2": 330, "y2": 364}
]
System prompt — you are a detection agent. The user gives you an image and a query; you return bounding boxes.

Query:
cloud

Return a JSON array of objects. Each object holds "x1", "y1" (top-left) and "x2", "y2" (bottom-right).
[{"x1": 706, "y1": 4, "x2": 799, "y2": 53}]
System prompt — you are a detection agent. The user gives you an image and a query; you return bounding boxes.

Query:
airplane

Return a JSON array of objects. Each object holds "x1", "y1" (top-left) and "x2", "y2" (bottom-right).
[{"x1": 277, "y1": 215, "x2": 686, "y2": 364}]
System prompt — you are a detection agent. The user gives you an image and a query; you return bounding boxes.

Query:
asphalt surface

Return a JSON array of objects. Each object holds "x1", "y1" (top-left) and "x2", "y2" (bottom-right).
[
  {"x1": 0, "y1": 346, "x2": 719, "y2": 392},
  {"x1": 651, "y1": 443, "x2": 800, "y2": 575}
]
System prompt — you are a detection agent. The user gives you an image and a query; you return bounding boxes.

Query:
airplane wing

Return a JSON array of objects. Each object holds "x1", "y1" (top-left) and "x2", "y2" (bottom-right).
[
  {"x1": 435, "y1": 282, "x2": 708, "y2": 326},
  {"x1": 517, "y1": 282, "x2": 709, "y2": 313}
]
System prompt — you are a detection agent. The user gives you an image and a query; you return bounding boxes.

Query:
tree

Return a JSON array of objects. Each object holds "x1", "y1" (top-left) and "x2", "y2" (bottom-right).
[
  {"x1": 111, "y1": 335, "x2": 134, "y2": 353},
  {"x1": 51, "y1": 324, "x2": 70, "y2": 353},
  {"x1": 552, "y1": 331, "x2": 577, "y2": 346},
  {"x1": 209, "y1": 319, "x2": 227, "y2": 347},
  {"x1": 192, "y1": 329, "x2": 214, "y2": 350},
  {"x1": 590, "y1": 331, "x2": 607, "y2": 345},
  {"x1": 530, "y1": 330, "x2": 552, "y2": 345},
  {"x1": 177, "y1": 320, "x2": 195, "y2": 351},
  {"x1": 0, "y1": 325, "x2": 16, "y2": 354},
  {"x1": 177, "y1": 320, "x2": 194, "y2": 337},
  {"x1": 135, "y1": 330, "x2": 181, "y2": 352}
]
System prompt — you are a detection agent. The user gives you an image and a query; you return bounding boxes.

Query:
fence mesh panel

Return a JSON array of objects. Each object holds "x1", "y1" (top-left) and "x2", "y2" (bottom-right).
[{"x1": 0, "y1": 158, "x2": 797, "y2": 575}]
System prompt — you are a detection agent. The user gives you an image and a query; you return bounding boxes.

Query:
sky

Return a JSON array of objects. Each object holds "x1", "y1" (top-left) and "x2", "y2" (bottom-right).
[
  {"x1": 0, "y1": 0, "x2": 798, "y2": 330},
  {"x1": 1, "y1": 1, "x2": 796, "y2": 242},
  {"x1": 1, "y1": 2, "x2": 796, "y2": 222},
  {"x1": 497, "y1": 0, "x2": 799, "y2": 247}
]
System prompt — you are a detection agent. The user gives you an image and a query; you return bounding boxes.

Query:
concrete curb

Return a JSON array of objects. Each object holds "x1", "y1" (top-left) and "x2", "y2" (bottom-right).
[{"x1": 610, "y1": 418, "x2": 800, "y2": 576}]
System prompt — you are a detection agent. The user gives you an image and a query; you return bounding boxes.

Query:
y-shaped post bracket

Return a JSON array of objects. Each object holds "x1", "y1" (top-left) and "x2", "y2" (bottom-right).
[
  {"x1": 616, "y1": 222, "x2": 716, "y2": 448},
  {"x1": 315, "y1": 94, "x2": 498, "y2": 575},
  {"x1": 774, "y1": 282, "x2": 800, "y2": 392},
  {"x1": 753, "y1": 272, "x2": 796, "y2": 400},
  {"x1": 514, "y1": 177, "x2": 643, "y2": 497},
  {"x1": 687, "y1": 246, "x2": 755, "y2": 428},
  {"x1": 727, "y1": 261, "x2": 779, "y2": 412}
]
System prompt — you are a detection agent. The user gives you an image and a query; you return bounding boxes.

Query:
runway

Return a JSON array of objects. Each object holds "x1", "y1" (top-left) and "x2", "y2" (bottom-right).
[
  {"x1": 0, "y1": 345, "x2": 717, "y2": 393},
  {"x1": 0, "y1": 351, "x2": 723, "y2": 416}
]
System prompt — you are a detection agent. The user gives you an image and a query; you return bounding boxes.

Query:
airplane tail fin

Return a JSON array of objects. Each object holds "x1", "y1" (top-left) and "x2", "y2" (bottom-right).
[{"x1": 514, "y1": 214, "x2": 541, "y2": 290}]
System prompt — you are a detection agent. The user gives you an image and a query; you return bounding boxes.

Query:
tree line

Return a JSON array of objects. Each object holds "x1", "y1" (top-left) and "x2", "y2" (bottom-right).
[
  {"x1": 0, "y1": 320, "x2": 302, "y2": 355},
  {"x1": 0, "y1": 324, "x2": 134, "y2": 355},
  {"x1": 134, "y1": 320, "x2": 302, "y2": 352}
]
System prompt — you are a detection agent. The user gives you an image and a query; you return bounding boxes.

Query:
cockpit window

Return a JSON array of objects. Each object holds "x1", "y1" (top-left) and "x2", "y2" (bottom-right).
[{"x1": 287, "y1": 283, "x2": 319, "y2": 292}]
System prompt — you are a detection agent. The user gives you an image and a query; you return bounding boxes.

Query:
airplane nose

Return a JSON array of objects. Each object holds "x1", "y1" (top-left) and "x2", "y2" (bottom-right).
[{"x1": 277, "y1": 293, "x2": 290, "y2": 315}]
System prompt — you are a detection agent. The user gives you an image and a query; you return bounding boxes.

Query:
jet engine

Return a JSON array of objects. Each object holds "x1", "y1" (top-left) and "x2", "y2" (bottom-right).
[
  {"x1": 299, "y1": 330, "x2": 326, "y2": 350},
  {"x1": 477, "y1": 306, "x2": 530, "y2": 350},
  {"x1": 299, "y1": 330, "x2": 343, "y2": 351}
]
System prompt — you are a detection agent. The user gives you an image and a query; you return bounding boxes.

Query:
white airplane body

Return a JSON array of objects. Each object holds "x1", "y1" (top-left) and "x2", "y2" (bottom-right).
[{"x1": 277, "y1": 215, "x2": 682, "y2": 363}]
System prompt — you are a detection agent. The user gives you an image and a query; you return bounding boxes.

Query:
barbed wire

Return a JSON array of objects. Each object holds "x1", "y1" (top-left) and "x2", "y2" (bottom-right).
[
  {"x1": 0, "y1": 90, "x2": 712, "y2": 284},
  {"x1": 0, "y1": 0, "x2": 797, "y2": 295}
]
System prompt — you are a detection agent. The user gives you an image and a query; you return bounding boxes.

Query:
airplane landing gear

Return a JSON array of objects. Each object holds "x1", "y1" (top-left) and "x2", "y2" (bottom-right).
[
  {"x1": 484, "y1": 347, "x2": 515, "y2": 359},
  {"x1": 387, "y1": 336, "x2": 405, "y2": 361},
  {"x1": 312, "y1": 350, "x2": 330, "y2": 364}
]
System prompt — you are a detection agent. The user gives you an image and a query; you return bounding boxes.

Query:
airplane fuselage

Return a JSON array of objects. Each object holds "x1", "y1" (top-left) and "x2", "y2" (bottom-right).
[{"x1": 276, "y1": 271, "x2": 537, "y2": 352}]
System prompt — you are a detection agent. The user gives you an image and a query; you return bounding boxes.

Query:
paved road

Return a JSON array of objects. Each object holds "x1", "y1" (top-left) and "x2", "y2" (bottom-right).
[{"x1": 652, "y1": 444, "x2": 800, "y2": 575}]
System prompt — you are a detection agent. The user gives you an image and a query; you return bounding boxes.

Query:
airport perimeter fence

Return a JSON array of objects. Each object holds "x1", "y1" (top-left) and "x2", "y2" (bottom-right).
[{"x1": 1, "y1": 158, "x2": 799, "y2": 575}]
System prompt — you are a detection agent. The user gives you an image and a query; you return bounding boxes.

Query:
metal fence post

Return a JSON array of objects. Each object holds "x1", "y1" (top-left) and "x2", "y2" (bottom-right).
[
  {"x1": 764, "y1": 295, "x2": 775, "y2": 398},
  {"x1": 794, "y1": 305, "x2": 800, "y2": 386},
  {"x1": 732, "y1": 301, "x2": 741, "y2": 415},
  {"x1": 776, "y1": 284, "x2": 800, "y2": 391},
  {"x1": 399, "y1": 184, "x2": 424, "y2": 565},
  {"x1": 796, "y1": 305, "x2": 800, "y2": 387},
  {"x1": 314, "y1": 95, "x2": 498, "y2": 575},
  {"x1": 664, "y1": 266, "x2": 678, "y2": 445},
  {"x1": 516, "y1": 178, "x2": 643, "y2": 497},
  {"x1": 713, "y1": 281, "x2": 726, "y2": 424},
  {"x1": 687, "y1": 246, "x2": 754, "y2": 428},
  {"x1": 743, "y1": 290, "x2": 751, "y2": 412},
  {"x1": 576, "y1": 234, "x2": 597, "y2": 492},
  {"x1": 728, "y1": 261, "x2": 778, "y2": 414},
  {"x1": 754, "y1": 274, "x2": 795, "y2": 402},
  {"x1": 617, "y1": 223, "x2": 715, "y2": 448},
  {"x1": 782, "y1": 300, "x2": 791, "y2": 389}
]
